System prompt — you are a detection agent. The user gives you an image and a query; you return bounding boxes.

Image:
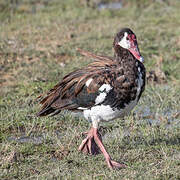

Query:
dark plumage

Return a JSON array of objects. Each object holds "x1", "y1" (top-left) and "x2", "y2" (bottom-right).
[{"x1": 36, "y1": 28, "x2": 146, "y2": 169}]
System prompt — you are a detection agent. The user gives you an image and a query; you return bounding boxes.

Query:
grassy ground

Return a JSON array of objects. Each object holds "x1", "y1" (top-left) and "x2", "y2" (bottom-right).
[{"x1": 0, "y1": 0, "x2": 180, "y2": 179}]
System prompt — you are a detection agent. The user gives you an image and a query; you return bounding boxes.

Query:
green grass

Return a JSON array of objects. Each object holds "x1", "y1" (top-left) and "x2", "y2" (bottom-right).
[{"x1": 0, "y1": 0, "x2": 180, "y2": 179}]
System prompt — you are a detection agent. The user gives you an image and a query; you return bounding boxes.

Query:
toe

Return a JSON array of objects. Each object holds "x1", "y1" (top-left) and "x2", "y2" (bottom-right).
[
  {"x1": 106, "y1": 159, "x2": 127, "y2": 169},
  {"x1": 111, "y1": 160, "x2": 127, "y2": 169}
]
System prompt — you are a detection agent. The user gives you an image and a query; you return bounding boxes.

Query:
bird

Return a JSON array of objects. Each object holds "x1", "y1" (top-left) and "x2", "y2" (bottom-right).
[{"x1": 36, "y1": 28, "x2": 146, "y2": 169}]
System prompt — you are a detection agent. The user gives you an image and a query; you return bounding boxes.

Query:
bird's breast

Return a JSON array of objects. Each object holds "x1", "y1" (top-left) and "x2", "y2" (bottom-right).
[{"x1": 83, "y1": 62, "x2": 145, "y2": 123}]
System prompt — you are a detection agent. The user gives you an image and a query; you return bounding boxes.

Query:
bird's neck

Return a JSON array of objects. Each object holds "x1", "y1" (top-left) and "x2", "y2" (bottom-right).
[
  {"x1": 114, "y1": 46, "x2": 129, "y2": 58},
  {"x1": 114, "y1": 46, "x2": 134, "y2": 63}
]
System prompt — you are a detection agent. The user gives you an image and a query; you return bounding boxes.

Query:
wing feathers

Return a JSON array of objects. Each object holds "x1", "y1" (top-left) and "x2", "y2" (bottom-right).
[{"x1": 37, "y1": 55, "x2": 116, "y2": 116}]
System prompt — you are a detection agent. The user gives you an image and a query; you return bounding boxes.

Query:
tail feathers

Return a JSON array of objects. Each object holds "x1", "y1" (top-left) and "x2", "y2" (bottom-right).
[{"x1": 36, "y1": 106, "x2": 57, "y2": 117}]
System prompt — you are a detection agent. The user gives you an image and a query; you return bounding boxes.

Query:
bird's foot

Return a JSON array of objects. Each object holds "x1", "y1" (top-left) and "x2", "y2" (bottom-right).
[
  {"x1": 78, "y1": 128, "x2": 101, "y2": 155},
  {"x1": 79, "y1": 127, "x2": 127, "y2": 170},
  {"x1": 106, "y1": 159, "x2": 127, "y2": 169}
]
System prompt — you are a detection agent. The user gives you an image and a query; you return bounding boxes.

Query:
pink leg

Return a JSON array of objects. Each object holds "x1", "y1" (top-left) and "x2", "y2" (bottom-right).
[
  {"x1": 79, "y1": 127, "x2": 126, "y2": 169},
  {"x1": 93, "y1": 128, "x2": 126, "y2": 169}
]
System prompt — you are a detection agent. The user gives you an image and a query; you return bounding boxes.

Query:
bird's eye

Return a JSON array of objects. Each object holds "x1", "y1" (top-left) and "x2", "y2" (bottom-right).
[{"x1": 126, "y1": 37, "x2": 129, "y2": 40}]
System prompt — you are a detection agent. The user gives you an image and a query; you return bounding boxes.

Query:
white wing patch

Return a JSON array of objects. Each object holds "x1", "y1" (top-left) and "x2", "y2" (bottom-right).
[
  {"x1": 95, "y1": 92, "x2": 107, "y2": 105},
  {"x1": 118, "y1": 32, "x2": 130, "y2": 49},
  {"x1": 85, "y1": 78, "x2": 93, "y2": 87},
  {"x1": 99, "y1": 84, "x2": 112, "y2": 92},
  {"x1": 95, "y1": 84, "x2": 112, "y2": 105},
  {"x1": 78, "y1": 107, "x2": 88, "y2": 110}
]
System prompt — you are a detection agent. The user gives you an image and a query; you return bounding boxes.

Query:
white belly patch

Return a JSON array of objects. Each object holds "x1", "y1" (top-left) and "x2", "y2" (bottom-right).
[{"x1": 83, "y1": 99, "x2": 138, "y2": 128}]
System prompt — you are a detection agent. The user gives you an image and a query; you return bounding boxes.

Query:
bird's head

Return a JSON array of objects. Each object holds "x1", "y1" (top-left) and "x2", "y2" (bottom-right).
[{"x1": 113, "y1": 28, "x2": 144, "y2": 63}]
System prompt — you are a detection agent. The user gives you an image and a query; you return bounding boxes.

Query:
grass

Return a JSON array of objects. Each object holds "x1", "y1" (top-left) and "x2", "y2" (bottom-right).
[{"x1": 0, "y1": 0, "x2": 180, "y2": 179}]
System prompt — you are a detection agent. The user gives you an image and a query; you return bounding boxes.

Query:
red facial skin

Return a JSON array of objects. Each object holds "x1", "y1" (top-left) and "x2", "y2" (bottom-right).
[{"x1": 128, "y1": 34, "x2": 142, "y2": 61}]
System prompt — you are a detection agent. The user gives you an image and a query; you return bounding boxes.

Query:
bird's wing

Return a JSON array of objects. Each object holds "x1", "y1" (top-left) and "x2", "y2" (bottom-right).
[{"x1": 36, "y1": 58, "x2": 118, "y2": 116}]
